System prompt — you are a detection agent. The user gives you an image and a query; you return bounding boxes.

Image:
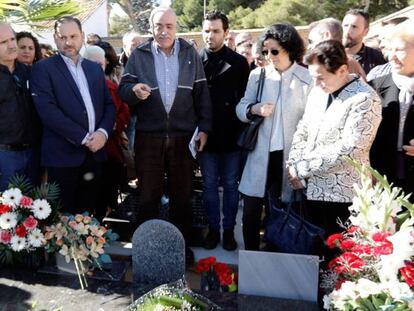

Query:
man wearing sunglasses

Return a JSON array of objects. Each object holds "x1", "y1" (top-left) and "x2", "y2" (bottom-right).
[
  {"x1": 199, "y1": 10, "x2": 250, "y2": 251},
  {"x1": 0, "y1": 22, "x2": 41, "y2": 191}
]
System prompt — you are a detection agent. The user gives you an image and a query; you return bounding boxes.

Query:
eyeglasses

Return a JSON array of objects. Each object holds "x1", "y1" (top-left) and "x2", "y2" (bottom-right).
[{"x1": 262, "y1": 49, "x2": 280, "y2": 56}]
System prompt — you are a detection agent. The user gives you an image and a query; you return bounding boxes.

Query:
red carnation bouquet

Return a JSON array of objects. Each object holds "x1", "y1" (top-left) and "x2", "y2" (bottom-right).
[{"x1": 195, "y1": 256, "x2": 237, "y2": 292}]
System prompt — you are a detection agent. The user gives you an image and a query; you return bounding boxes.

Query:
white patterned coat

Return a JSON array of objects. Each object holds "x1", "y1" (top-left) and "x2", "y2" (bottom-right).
[
  {"x1": 287, "y1": 78, "x2": 382, "y2": 203},
  {"x1": 236, "y1": 63, "x2": 312, "y2": 200}
]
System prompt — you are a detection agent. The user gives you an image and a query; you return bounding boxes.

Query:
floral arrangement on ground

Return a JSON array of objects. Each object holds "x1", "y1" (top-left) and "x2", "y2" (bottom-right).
[
  {"x1": 321, "y1": 160, "x2": 414, "y2": 311},
  {"x1": 195, "y1": 256, "x2": 237, "y2": 293},
  {"x1": 44, "y1": 212, "x2": 119, "y2": 269},
  {"x1": 0, "y1": 175, "x2": 60, "y2": 266},
  {"x1": 128, "y1": 278, "x2": 222, "y2": 311}
]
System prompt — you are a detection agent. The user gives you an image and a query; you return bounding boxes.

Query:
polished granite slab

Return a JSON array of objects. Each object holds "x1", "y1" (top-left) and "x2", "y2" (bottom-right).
[
  {"x1": 0, "y1": 267, "x2": 321, "y2": 310},
  {"x1": 238, "y1": 250, "x2": 320, "y2": 302}
]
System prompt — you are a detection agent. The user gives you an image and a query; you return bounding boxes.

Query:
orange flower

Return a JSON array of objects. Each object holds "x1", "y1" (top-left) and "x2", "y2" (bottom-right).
[
  {"x1": 56, "y1": 239, "x2": 63, "y2": 246},
  {"x1": 86, "y1": 236, "x2": 94, "y2": 245},
  {"x1": 98, "y1": 236, "x2": 106, "y2": 245},
  {"x1": 75, "y1": 214, "x2": 84, "y2": 223}
]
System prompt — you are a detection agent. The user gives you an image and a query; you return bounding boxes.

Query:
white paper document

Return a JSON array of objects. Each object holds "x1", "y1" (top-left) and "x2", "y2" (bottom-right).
[{"x1": 188, "y1": 127, "x2": 199, "y2": 159}]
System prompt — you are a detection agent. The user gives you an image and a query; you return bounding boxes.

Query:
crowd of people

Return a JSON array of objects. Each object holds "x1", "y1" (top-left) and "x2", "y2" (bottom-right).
[{"x1": 1, "y1": 6, "x2": 413, "y2": 267}]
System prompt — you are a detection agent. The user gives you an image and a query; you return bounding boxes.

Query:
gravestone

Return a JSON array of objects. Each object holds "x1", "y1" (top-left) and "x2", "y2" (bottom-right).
[
  {"x1": 238, "y1": 250, "x2": 320, "y2": 303},
  {"x1": 132, "y1": 219, "x2": 185, "y2": 287}
]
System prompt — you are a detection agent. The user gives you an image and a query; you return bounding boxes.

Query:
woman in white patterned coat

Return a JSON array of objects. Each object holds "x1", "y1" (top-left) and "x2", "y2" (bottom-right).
[
  {"x1": 236, "y1": 24, "x2": 312, "y2": 251},
  {"x1": 287, "y1": 40, "x2": 382, "y2": 239}
]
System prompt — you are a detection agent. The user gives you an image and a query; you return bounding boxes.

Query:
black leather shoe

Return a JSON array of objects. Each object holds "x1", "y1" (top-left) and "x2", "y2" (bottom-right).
[
  {"x1": 203, "y1": 228, "x2": 220, "y2": 249},
  {"x1": 185, "y1": 247, "x2": 195, "y2": 267},
  {"x1": 222, "y1": 229, "x2": 237, "y2": 251}
]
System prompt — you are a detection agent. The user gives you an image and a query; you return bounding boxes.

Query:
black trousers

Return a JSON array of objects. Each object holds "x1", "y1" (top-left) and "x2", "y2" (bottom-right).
[
  {"x1": 47, "y1": 151, "x2": 104, "y2": 219},
  {"x1": 242, "y1": 150, "x2": 283, "y2": 251},
  {"x1": 134, "y1": 133, "x2": 193, "y2": 242},
  {"x1": 306, "y1": 200, "x2": 351, "y2": 267}
]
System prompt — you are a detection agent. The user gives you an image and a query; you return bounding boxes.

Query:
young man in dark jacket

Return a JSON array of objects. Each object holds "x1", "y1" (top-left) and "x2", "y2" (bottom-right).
[{"x1": 199, "y1": 10, "x2": 250, "y2": 250}]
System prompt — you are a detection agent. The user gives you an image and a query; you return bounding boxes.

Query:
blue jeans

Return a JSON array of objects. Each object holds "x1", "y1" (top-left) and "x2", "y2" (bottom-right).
[
  {"x1": 0, "y1": 148, "x2": 39, "y2": 191},
  {"x1": 125, "y1": 115, "x2": 137, "y2": 151},
  {"x1": 198, "y1": 151, "x2": 241, "y2": 231}
]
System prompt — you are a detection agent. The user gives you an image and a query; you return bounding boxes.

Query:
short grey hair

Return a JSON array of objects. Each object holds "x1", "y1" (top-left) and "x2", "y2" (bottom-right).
[
  {"x1": 310, "y1": 18, "x2": 343, "y2": 42},
  {"x1": 122, "y1": 31, "x2": 141, "y2": 46},
  {"x1": 149, "y1": 7, "x2": 176, "y2": 28},
  {"x1": 83, "y1": 45, "x2": 105, "y2": 61}
]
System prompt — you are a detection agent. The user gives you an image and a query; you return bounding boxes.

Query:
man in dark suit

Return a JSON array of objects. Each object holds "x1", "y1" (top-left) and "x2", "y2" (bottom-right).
[
  {"x1": 199, "y1": 10, "x2": 250, "y2": 250},
  {"x1": 31, "y1": 16, "x2": 115, "y2": 218},
  {"x1": 370, "y1": 21, "x2": 414, "y2": 199}
]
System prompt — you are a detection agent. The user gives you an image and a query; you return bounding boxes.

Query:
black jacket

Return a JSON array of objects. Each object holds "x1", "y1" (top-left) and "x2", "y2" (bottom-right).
[
  {"x1": 0, "y1": 61, "x2": 40, "y2": 145},
  {"x1": 200, "y1": 46, "x2": 250, "y2": 152},
  {"x1": 118, "y1": 38, "x2": 212, "y2": 137},
  {"x1": 370, "y1": 74, "x2": 414, "y2": 194}
]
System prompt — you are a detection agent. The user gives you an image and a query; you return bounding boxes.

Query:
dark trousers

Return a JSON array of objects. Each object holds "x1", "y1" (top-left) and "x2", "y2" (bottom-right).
[
  {"x1": 306, "y1": 200, "x2": 351, "y2": 266},
  {"x1": 242, "y1": 150, "x2": 283, "y2": 251},
  {"x1": 47, "y1": 151, "x2": 103, "y2": 219},
  {"x1": 100, "y1": 160, "x2": 126, "y2": 211},
  {"x1": 134, "y1": 133, "x2": 193, "y2": 242}
]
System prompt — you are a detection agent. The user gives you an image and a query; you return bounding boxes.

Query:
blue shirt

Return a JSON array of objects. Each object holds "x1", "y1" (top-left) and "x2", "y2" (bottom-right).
[
  {"x1": 60, "y1": 53, "x2": 108, "y2": 141},
  {"x1": 151, "y1": 40, "x2": 180, "y2": 114}
]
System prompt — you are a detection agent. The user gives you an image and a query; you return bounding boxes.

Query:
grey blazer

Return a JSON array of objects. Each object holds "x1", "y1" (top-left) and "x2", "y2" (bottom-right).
[{"x1": 236, "y1": 63, "x2": 312, "y2": 200}]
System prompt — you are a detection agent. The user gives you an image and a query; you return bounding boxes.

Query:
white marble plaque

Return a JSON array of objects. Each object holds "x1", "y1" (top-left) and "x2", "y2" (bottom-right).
[{"x1": 238, "y1": 251, "x2": 319, "y2": 302}]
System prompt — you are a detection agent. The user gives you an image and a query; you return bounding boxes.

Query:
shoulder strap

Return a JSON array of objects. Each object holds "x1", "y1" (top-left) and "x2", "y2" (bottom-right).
[{"x1": 256, "y1": 68, "x2": 265, "y2": 102}]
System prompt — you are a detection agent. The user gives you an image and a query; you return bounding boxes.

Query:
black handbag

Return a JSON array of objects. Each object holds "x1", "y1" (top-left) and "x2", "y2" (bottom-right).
[
  {"x1": 237, "y1": 68, "x2": 266, "y2": 151},
  {"x1": 264, "y1": 191, "x2": 325, "y2": 255}
]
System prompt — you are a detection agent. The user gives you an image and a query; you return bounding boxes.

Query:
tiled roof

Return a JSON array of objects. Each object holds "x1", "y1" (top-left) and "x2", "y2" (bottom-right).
[{"x1": 37, "y1": 0, "x2": 107, "y2": 32}]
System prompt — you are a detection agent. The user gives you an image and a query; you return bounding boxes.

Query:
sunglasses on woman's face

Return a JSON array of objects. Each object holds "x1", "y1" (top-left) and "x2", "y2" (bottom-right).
[{"x1": 262, "y1": 49, "x2": 280, "y2": 56}]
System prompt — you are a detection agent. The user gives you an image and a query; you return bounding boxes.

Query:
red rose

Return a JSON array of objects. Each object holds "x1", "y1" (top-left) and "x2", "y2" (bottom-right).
[
  {"x1": 340, "y1": 239, "x2": 355, "y2": 250},
  {"x1": 326, "y1": 233, "x2": 343, "y2": 249},
  {"x1": 371, "y1": 231, "x2": 391, "y2": 243},
  {"x1": 374, "y1": 241, "x2": 393, "y2": 256},
  {"x1": 15, "y1": 224, "x2": 27, "y2": 238},
  {"x1": 196, "y1": 257, "x2": 217, "y2": 273},
  {"x1": 19, "y1": 196, "x2": 33, "y2": 208},
  {"x1": 23, "y1": 216, "x2": 38, "y2": 231},
  {"x1": 400, "y1": 262, "x2": 414, "y2": 287},
  {"x1": 0, "y1": 204, "x2": 11, "y2": 215},
  {"x1": 214, "y1": 262, "x2": 231, "y2": 275},
  {"x1": 218, "y1": 272, "x2": 233, "y2": 286},
  {"x1": 0, "y1": 230, "x2": 12, "y2": 244}
]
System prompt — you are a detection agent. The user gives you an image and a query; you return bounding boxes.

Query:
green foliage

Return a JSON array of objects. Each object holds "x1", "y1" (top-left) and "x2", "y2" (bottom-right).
[
  {"x1": 0, "y1": 0, "x2": 81, "y2": 29},
  {"x1": 172, "y1": 0, "x2": 411, "y2": 31},
  {"x1": 109, "y1": 13, "x2": 132, "y2": 36}
]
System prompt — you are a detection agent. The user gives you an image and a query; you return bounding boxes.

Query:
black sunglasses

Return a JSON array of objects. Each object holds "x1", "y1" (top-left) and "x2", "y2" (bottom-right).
[{"x1": 262, "y1": 49, "x2": 280, "y2": 56}]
